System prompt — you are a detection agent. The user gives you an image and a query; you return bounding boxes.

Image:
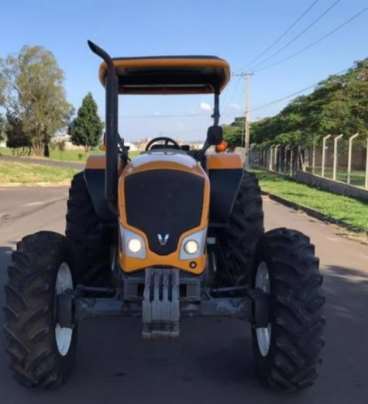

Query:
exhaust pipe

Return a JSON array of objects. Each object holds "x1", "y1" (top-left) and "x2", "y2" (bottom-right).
[{"x1": 87, "y1": 40, "x2": 118, "y2": 214}]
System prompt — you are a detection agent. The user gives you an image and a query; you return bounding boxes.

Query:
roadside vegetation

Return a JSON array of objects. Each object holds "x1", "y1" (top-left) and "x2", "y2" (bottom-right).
[
  {"x1": 0, "y1": 146, "x2": 90, "y2": 162},
  {"x1": 0, "y1": 149, "x2": 141, "y2": 184},
  {"x1": 0, "y1": 146, "x2": 140, "y2": 162},
  {"x1": 0, "y1": 47, "x2": 104, "y2": 158},
  {"x1": 254, "y1": 169, "x2": 368, "y2": 232},
  {"x1": 0, "y1": 46, "x2": 72, "y2": 157},
  {"x1": 307, "y1": 167, "x2": 366, "y2": 188},
  {"x1": 0, "y1": 161, "x2": 77, "y2": 184},
  {"x1": 224, "y1": 59, "x2": 368, "y2": 150}
]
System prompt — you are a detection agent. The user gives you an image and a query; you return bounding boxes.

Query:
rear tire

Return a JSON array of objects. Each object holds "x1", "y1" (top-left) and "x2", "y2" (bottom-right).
[
  {"x1": 252, "y1": 228, "x2": 325, "y2": 391},
  {"x1": 4, "y1": 232, "x2": 77, "y2": 388},
  {"x1": 65, "y1": 172, "x2": 111, "y2": 285},
  {"x1": 218, "y1": 171, "x2": 264, "y2": 285}
]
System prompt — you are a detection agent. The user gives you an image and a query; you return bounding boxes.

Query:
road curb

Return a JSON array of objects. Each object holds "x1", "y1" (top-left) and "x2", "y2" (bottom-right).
[{"x1": 262, "y1": 191, "x2": 366, "y2": 234}]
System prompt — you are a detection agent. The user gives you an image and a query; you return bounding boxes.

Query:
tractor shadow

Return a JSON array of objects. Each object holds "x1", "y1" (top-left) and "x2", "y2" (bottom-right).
[
  {"x1": 64, "y1": 264, "x2": 368, "y2": 404},
  {"x1": 0, "y1": 261, "x2": 367, "y2": 404}
]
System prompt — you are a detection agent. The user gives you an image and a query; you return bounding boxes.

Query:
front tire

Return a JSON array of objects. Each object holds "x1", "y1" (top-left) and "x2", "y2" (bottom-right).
[
  {"x1": 252, "y1": 228, "x2": 325, "y2": 391},
  {"x1": 4, "y1": 232, "x2": 77, "y2": 388},
  {"x1": 66, "y1": 172, "x2": 111, "y2": 286}
]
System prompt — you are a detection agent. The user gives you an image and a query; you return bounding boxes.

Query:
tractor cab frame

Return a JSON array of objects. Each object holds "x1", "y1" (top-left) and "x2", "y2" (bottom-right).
[{"x1": 87, "y1": 40, "x2": 230, "y2": 215}]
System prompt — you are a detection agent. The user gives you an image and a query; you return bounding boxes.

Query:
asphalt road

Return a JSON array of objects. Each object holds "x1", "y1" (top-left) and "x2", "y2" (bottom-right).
[{"x1": 0, "y1": 186, "x2": 367, "y2": 404}]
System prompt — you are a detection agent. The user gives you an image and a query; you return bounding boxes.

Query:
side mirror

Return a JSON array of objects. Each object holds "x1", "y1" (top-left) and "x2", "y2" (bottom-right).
[{"x1": 207, "y1": 125, "x2": 223, "y2": 146}]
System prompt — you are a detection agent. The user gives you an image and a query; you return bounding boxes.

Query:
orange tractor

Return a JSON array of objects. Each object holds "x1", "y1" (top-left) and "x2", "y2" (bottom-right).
[{"x1": 4, "y1": 41, "x2": 325, "y2": 390}]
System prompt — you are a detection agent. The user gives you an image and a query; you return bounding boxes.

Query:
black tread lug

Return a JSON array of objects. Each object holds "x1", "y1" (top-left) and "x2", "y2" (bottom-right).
[{"x1": 220, "y1": 170, "x2": 264, "y2": 285}]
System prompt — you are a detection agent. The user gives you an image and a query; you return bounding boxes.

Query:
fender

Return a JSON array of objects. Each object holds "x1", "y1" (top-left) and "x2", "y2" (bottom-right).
[
  {"x1": 207, "y1": 153, "x2": 244, "y2": 225},
  {"x1": 84, "y1": 155, "x2": 116, "y2": 222}
]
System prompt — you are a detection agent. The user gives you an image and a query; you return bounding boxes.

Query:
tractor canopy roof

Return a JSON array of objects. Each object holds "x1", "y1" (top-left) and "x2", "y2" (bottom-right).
[{"x1": 98, "y1": 56, "x2": 230, "y2": 95}]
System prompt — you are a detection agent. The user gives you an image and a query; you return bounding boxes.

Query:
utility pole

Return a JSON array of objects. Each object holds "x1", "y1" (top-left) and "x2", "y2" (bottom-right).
[
  {"x1": 245, "y1": 73, "x2": 253, "y2": 167},
  {"x1": 236, "y1": 72, "x2": 253, "y2": 167}
]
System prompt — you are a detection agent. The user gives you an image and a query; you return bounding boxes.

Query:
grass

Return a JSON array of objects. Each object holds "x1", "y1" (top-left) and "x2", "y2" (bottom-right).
[
  {"x1": 0, "y1": 161, "x2": 78, "y2": 184},
  {"x1": 0, "y1": 149, "x2": 140, "y2": 184},
  {"x1": 0, "y1": 147, "x2": 92, "y2": 162},
  {"x1": 47, "y1": 149, "x2": 91, "y2": 161},
  {"x1": 306, "y1": 166, "x2": 366, "y2": 187},
  {"x1": 254, "y1": 169, "x2": 368, "y2": 232},
  {"x1": 0, "y1": 147, "x2": 141, "y2": 162}
]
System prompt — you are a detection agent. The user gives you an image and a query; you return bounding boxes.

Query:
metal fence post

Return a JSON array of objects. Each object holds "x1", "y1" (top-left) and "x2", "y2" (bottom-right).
[
  {"x1": 260, "y1": 148, "x2": 263, "y2": 167},
  {"x1": 347, "y1": 133, "x2": 359, "y2": 184},
  {"x1": 289, "y1": 147, "x2": 293, "y2": 176},
  {"x1": 321, "y1": 134, "x2": 332, "y2": 177},
  {"x1": 274, "y1": 145, "x2": 280, "y2": 172},
  {"x1": 298, "y1": 145, "x2": 304, "y2": 171},
  {"x1": 269, "y1": 146, "x2": 274, "y2": 171},
  {"x1": 332, "y1": 134, "x2": 343, "y2": 181},
  {"x1": 283, "y1": 145, "x2": 289, "y2": 174},
  {"x1": 264, "y1": 148, "x2": 267, "y2": 169},
  {"x1": 265, "y1": 147, "x2": 268, "y2": 169}
]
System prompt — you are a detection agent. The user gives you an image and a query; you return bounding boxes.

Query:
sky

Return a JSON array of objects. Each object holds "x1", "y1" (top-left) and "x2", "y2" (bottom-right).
[{"x1": 0, "y1": 0, "x2": 367, "y2": 142}]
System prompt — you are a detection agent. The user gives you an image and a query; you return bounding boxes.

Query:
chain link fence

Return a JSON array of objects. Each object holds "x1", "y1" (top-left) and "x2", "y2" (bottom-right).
[{"x1": 250, "y1": 134, "x2": 368, "y2": 190}]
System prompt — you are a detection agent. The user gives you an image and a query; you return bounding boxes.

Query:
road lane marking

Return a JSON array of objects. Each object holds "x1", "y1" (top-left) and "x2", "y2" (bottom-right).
[{"x1": 22, "y1": 201, "x2": 48, "y2": 207}]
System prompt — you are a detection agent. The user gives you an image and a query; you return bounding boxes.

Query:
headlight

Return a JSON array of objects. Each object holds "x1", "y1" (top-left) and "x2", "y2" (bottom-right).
[
  {"x1": 128, "y1": 238, "x2": 143, "y2": 254},
  {"x1": 184, "y1": 240, "x2": 199, "y2": 255},
  {"x1": 120, "y1": 226, "x2": 146, "y2": 259},
  {"x1": 180, "y1": 229, "x2": 207, "y2": 260}
]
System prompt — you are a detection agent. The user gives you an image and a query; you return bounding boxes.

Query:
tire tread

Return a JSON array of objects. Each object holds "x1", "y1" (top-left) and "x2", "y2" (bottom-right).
[{"x1": 254, "y1": 228, "x2": 325, "y2": 392}]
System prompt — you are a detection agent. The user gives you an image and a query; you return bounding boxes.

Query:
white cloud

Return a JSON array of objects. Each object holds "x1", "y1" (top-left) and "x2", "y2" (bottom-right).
[{"x1": 200, "y1": 102, "x2": 212, "y2": 112}]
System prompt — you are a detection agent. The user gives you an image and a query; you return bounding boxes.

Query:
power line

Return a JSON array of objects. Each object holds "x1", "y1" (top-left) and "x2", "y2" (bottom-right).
[
  {"x1": 251, "y1": 67, "x2": 348, "y2": 113},
  {"x1": 251, "y1": 0, "x2": 341, "y2": 70},
  {"x1": 254, "y1": 7, "x2": 368, "y2": 73},
  {"x1": 251, "y1": 84, "x2": 319, "y2": 112},
  {"x1": 247, "y1": 0, "x2": 321, "y2": 67}
]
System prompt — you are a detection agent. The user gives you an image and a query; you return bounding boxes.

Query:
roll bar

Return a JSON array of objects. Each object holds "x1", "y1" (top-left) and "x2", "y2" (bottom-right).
[
  {"x1": 212, "y1": 93, "x2": 220, "y2": 126},
  {"x1": 87, "y1": 41, "x2": 222, "y2": 213}
]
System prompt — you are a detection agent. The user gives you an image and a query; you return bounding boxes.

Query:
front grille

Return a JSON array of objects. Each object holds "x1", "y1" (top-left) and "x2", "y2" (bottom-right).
[{"x1": 125, "y1": 170, "x2": 204, "y2": 255}]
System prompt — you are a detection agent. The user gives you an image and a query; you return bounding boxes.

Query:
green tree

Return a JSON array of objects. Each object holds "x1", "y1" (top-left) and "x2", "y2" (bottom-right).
[
  {"x1": 69, "y1": 93, "x2": 103, "y2": 151},
  {"x1": 0, "y1": 67, "x2": 5, "y2": 106},
  {"x1": 1, "y1": 46, "x2": 72, "y2": 156},
  {"x1": 247, "y1": 58, "x2": 368, "y2": 148},
  {"x1": 0, "y1": 114, "x2": 5, "y2": 142},
  {"x1": 223, "y1": 116, "x2": 244, "y2": 148},
  {"x1": 5, "y1": 113, "x2": 32, "y2": 154},
  {"x1": 0, "y1": 61, "x2": 6, "y2": 143}
]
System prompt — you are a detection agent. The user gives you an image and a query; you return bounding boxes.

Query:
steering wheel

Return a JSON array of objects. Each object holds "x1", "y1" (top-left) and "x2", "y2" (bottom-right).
[{"x1": 145, "y1": 137, "x2": 180, "y2": 151}]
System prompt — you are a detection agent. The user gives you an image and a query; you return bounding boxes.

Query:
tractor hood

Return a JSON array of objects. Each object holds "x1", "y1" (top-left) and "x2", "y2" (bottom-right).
[
  {"x1": 127, "y1": 150, "x2": 201, "y2": 172},
  {"x1": 118, "y1": 150, "x2": 210, "y2": 273}
]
